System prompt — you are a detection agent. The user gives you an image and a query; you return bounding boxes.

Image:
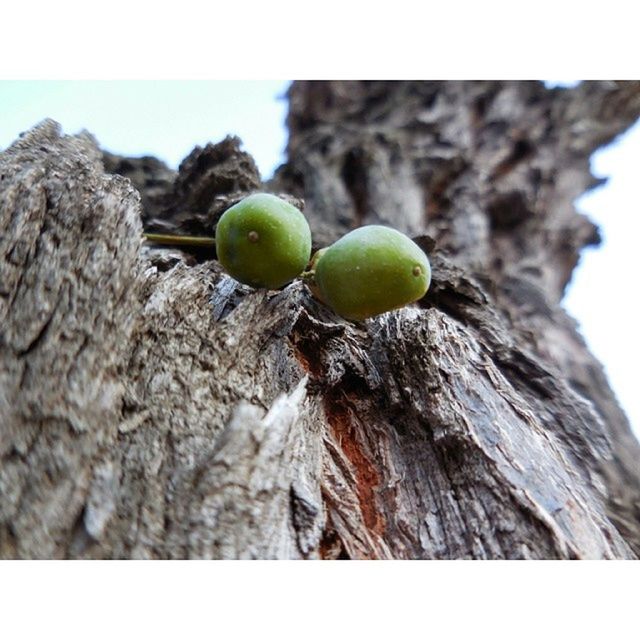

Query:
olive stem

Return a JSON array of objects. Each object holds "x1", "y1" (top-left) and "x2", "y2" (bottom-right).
[
  {"x1": 300, "y1": 268, "x2": 316, "y2": 284},
  {"x1": 143, "y1": 232, "x2": 216, "y2": 247}
]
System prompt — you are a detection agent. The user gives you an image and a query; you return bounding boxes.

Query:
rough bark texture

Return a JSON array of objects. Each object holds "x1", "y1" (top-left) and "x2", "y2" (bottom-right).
[{"x1": 1, "y1": 81, "x2": 639, "y2": 559}]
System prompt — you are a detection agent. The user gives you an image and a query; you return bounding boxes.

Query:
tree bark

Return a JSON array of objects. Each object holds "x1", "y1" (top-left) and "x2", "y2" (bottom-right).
[{"x1": 1, "y1": 81, "x2": 639, "y2": 559}]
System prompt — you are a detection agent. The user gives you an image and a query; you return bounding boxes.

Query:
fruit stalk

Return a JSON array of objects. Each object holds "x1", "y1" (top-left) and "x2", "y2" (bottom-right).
[{"x1": 143, "y1": 232, "x2": 216, "y2": 247}]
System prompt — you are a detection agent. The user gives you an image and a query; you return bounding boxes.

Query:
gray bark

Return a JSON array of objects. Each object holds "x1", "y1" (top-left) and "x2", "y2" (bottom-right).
[{"x1": 1, "y1": 81, "x2": 639, "y2": 559}]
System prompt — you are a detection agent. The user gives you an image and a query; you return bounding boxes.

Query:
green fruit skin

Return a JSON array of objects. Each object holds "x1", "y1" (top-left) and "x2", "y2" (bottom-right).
[
  {"x1": 314, "y1": 225, "x2": 431, "y2": 320},
  {"x1": 215, "y1": 193, "x2": 312, "y2": 289}
]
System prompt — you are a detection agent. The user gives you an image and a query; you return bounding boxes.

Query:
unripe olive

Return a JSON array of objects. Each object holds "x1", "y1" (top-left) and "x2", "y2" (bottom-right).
[
  {"x1": 312, "y1": 225, "x2": 431, "y2": 320},
  {"x1": 215, "y1": 193, "x2": 312, "y2": 289}
]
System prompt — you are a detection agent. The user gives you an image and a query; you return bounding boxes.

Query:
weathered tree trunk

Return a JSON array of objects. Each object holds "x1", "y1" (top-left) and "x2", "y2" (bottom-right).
[{"x1": 1, "y1": 81, "x2": 639, "y2": 559}]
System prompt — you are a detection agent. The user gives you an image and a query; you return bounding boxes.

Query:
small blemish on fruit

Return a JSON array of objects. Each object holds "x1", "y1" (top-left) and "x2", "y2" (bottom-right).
[
  {"x1": 248, "y1": 231, "x2": 259, "y2": 243},
  {"x1": 412, "y1": 265, "x2": 422, "y2": 277}
]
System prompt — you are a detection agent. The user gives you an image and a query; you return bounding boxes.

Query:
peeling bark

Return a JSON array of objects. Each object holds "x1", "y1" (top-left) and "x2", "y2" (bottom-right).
[{"x1": 1, "y1": 81, "x2": 639, "y2": 559}]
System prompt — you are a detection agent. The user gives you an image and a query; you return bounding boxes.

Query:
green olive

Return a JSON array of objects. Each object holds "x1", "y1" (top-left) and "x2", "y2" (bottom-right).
[
  {"x1": 312, "y1": 225, "x2": 431, "y2": 320},
  {"x1": 215, "y1": 193, "x2": 312, "y2": 289}
]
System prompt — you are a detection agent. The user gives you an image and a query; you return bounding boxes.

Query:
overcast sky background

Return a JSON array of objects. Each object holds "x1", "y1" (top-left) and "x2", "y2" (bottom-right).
[{"x1": 0, "y1": 80, "x2": 637, "y2": 437}]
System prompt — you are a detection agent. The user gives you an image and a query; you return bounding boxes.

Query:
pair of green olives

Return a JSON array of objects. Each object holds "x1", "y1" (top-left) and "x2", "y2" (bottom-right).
[{"x1": 145, "y1": 193, "x2": 431, "y2": 320}]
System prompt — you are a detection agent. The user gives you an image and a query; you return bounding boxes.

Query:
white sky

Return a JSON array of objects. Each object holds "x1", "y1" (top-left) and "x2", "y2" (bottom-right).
[
  {"x1": 0, "y1": 80, "x2": 637, "y2": 437},
  {"x1": 0, "y1": 81, "x2": 291, "y2": 178},
  {"x1": 563, "y1": 120, "x2": 640, "y2": 437}
]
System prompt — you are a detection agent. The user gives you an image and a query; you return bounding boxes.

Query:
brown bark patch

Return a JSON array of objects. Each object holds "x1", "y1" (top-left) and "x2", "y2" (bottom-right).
[{"x1": 323, "y1": 390, "x2": 386, "y2": 537}]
